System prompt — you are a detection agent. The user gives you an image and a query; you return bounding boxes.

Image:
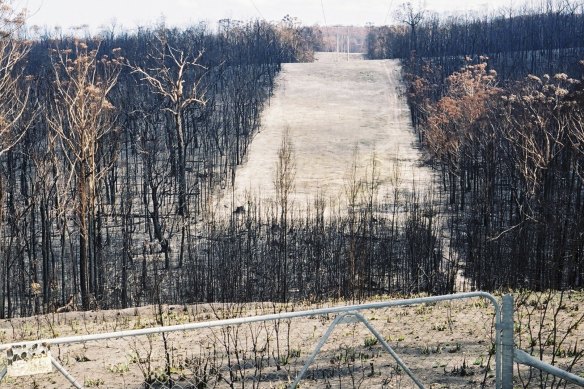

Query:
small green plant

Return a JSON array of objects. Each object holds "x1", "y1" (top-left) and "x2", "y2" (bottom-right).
[
  {"x1": 127, "y1": 352, "x2": 140, "y2": 364},
  {"x1": 84, "y1": 377, "x2": 105, "y2": 387},
  {"x1": 364, "y1": 336, "x2": 378, "y2": 347},
  {"x1": 566, "y1": 342, "x2": 583, "y2": 358},
  {"x1": 472, "y1": 299, "x2": 490, "y2": 309},
  {"x1": 133, "y1": 316, "x2": 145, "y2": 330},
  {"x1": 145, "y1": 367, "x2": 169, "y2": 385},
  {"x1": 414, "y1": 305, "x2": 428, "y2": 315},
  {"x1": 422, "y1": 344, "x2": 442, "y2": 354},
  {"x1": 68, "y1": 319, "x2": 80, "y2": 334},
  {"x1": 278, "y1": 354, "x2": 289, "y2": 366},
  {"x1": 108, "y1": 362, "x2": 130, "y2": 374}
]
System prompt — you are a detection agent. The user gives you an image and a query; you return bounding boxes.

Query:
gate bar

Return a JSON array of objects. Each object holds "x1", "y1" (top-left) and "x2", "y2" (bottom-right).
[
  {"x1": 514, "y1": 349, "x2": 584, "y2": 386},
  {"x1": 51, "y1": 356, "x2": 83, "y2": 389},
  {"x1": 0, "y1": 292, "x2": 500, "y2": 350}
]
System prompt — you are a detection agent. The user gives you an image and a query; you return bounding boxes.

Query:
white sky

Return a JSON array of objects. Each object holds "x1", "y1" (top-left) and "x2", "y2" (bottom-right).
[{"x1": 22, "y1": 0, "x2": 516, "y2": 32}]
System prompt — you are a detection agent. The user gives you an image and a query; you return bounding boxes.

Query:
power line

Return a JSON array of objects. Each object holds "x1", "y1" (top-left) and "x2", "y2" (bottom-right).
[
  {"x1": 384, "y1": 0, "x2": 395, "y2": 25},
  {"x1": 249, "y1": 0, "x2": 266, "y2": 21},
  {"x1": 24, "y1": 0, "x2": 45, "y2": 24}
]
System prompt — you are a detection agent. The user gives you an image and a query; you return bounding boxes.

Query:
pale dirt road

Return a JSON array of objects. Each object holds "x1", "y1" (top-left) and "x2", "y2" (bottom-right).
[{"x1": 215, "y1": 52, "x2": 436, "y2": 215}]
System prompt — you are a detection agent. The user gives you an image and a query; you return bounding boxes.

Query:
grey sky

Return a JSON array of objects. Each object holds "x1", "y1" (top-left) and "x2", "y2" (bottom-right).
[{"x1": 24, "y1": 0, "x2": 515, "y2": 32}]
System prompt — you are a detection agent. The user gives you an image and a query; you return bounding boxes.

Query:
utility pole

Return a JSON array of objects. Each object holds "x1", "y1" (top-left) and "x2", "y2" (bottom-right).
[
  {"x1": 347, "y1": 26, "x2": 350, "y2": 61},
  {"x1": 336, "y1": 32, "x2": 339, "y2": 61}
]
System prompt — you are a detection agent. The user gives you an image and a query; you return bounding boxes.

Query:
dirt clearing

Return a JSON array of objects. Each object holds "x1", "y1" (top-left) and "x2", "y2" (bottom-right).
[{"x1": 216, "y1": 52, "x2": 435, "y2": 214}]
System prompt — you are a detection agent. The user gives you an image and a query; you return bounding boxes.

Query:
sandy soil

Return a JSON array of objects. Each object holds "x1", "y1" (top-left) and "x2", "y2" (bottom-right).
[
  {"x1": 1, "y1": 292, "x2": 582, "y2": 388},
  {"x1": 215, "y1": 52, "x2": 436, "y2": 215},
  {"x1": 0, "y1": 297, "x2": 499, "y2": 388}
]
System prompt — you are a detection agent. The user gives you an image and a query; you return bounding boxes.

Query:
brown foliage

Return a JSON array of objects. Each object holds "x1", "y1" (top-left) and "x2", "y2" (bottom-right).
[{"x1": 424, "y1": 60, "x2": 500, "y2": 169}]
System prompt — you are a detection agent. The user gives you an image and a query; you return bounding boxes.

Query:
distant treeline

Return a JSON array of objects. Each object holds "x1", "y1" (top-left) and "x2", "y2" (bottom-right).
[
  {"x1": 367, "y1": 1, "x2": 584, "y2": 79},
  {"x1": 367, "y1": 1, "x2": 584, "y2": 291}
]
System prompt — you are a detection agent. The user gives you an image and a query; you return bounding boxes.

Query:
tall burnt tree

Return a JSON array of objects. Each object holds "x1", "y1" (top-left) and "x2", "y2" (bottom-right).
[
  {"x1": 0, "y1": 0, "x2": 32, "y2": 318},
  {"x1": 47, "y1": 41, "x2": 122, "y2": 309},
  {"x1": 130, "y1": 30, "x2": 207, "y2": 269},
  {"x1": 130, "y1": 31, "x2": 207, "y2": 219}
]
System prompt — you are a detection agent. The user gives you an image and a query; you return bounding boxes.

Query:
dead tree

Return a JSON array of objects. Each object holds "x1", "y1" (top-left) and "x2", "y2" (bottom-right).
[
  {"x1": 0, "y1": 0, "x2": 32, "y2": 319},
  {"x1": 130, "y1": 32, "x2": 207, "y2": 218},
  {"x1": 47, "y1": 41, "x2": 122, "y2": 309},
  {"x1": 273, "y1": 129, "x2": 295, "y2": 300}
]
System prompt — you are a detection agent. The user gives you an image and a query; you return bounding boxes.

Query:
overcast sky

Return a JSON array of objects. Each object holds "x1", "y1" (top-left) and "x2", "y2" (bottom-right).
[{"x1": 23, "y1": 0, "x2": 517, "y2": 32}]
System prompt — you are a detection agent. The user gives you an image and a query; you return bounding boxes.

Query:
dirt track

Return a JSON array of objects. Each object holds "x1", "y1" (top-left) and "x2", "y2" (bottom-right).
[{"x1": 216, "y1": 52, "x2": 435, "y2": 214}]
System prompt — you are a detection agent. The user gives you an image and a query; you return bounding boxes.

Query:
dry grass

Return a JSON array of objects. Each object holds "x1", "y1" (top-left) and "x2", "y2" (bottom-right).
[{"x1": 214, "y1": 52, "x2": 436, "y2": 217}]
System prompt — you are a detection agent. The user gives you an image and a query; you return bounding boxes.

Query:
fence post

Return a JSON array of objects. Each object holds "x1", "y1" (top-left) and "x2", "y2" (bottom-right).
[{"x1": 501, "y1": 294, "x2": 514, "y2": 389}]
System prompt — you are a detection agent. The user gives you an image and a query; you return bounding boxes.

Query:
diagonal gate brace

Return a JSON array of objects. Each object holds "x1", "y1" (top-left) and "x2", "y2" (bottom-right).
[{"x1": 290, "y1": 311, "x2": 425, "y2": 388}]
